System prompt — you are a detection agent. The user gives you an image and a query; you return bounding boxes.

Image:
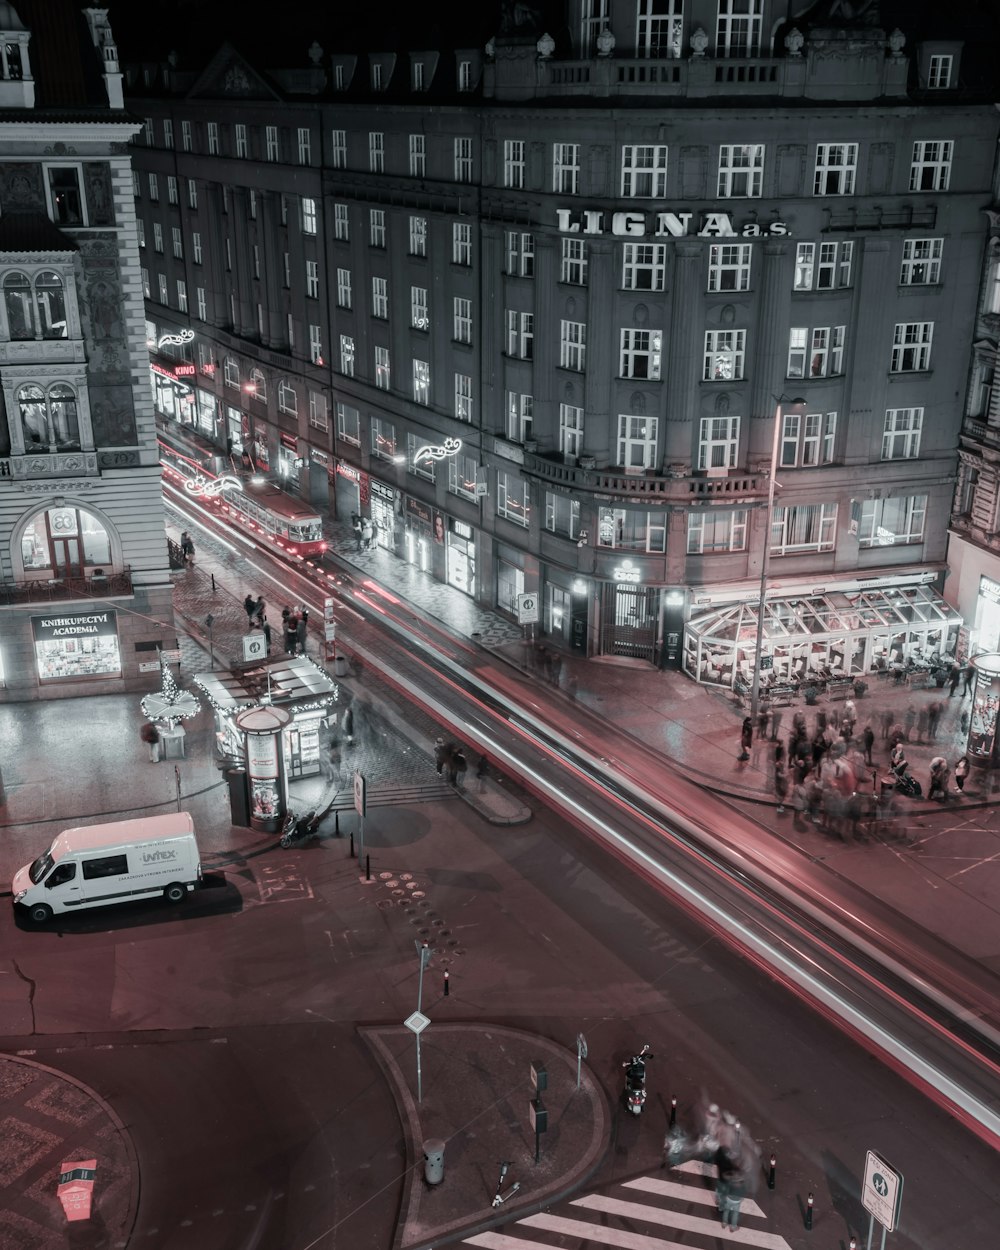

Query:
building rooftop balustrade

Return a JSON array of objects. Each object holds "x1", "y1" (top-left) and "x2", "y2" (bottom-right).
[
  {"x1": 0, "y1": 568, "x2": 133, "y2": 608},
  {"x1": 523, "y1": 452, "x2": 765, "y2": 501},
  {"x1": 961, "y1": 416, "x2": 1000, "y2": 452}
]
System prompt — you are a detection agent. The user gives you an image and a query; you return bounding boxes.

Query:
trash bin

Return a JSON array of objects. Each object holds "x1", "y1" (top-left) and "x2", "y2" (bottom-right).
[
  {"x1": 423, "y1": 1139, "x2": 445, "y2": 1185},
  {"x1": 225, "y1": 767, "x2": 250, "y2": 827},
  {"x1": 333, "y1": 654, "x2": 349, "y2": 678}
]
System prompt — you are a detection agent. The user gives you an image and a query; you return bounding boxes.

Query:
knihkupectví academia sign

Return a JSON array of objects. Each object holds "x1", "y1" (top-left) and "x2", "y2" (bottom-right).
[{"x1": 32, "y1": 611, "x2": 118, "y2": 640}]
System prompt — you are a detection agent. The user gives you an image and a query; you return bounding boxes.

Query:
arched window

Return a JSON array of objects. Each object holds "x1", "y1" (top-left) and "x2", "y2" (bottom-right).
[
  {"x1": 249, "y1": 367, "x2": 267, "y2": 402},
  {"x1": 4, "y1": 271, "x2": 32, "y2": 339},
  {"x1": 17, "y1": 383, "x2": 81, "y2": 451},
  {"x1": 21, "y1": 505, "x2": 112, "y2": 575},
  {"x1": 35, "y1": 271, "x2": 67, "y2": 338}
]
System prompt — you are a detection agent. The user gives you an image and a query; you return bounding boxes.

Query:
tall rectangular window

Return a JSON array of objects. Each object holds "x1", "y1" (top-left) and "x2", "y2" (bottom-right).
[
  {"x1": 900, "y1": 238, "x2": 943, "y2": 285},
  {"x1": 637, "y1": 0, "x2": 683, "y2": 58},
  {"x1": 336, "y1": 268, "x2": 352, "y2": 308},
  {"x1": 909, "y1": 140, "x2": 953, "y2": 191},
  {"x1": 617, "y1": 414, "x2": 659, "y2": 470},
  {"x1": 458, "y1": 60, "x2": 471, "y2": 91},
  {"x1": 181, "y1": 119, "x2": 192, "y2": 151},
  {"x1": 158, "y1": 272, "x2": 168, "y2": 304},
  {"x1": 453, "y1": 222, "x2": 472, "y2": 265},
  {"x1": 506, "y1": 310, "x2": 533, "y2": 359},
  {"x1": 560, "y1": 237, "x2": 587, "y2": 285},
  {"x1": 409, "y1": 134, "x2": 425, "y2": 177},
  {"x1": 148, "y1": 172, "x2": 159, "y2": 201},
  {"x1": 265, "y1": 125, "x2": 279, "y2": 161},
  {"x1": 409, "y1": 214, "x2": 427, "y2": 256},
  {"x1": 235, "y1": 123, "x2": 248, "y2": 157},
  {"x1": 708, "y1": 243, "x2": 752, "y2": 291},
  {"x1": 412, "y1": 61, "x2": 425, "y2": 90},
  {"x1": 167, "y1": 175, "x2": 178, "y2": 204},
  {"x1": 506, "y1": 231, "x2": 534, "y2": 277},
  {"x1": 927, "y1": 55, "x2": 953, "y2": 89},
  {"x1": 309, "y1": 391, "x2": 329, "y2": 432},
  {"x1": 306, "y1": 259, "x2": 320, "y2": 298},
  {"x1": 153, "y1": 222, "x2": 163, "y2": 252},
  {"x1": 453, "y1": 296, "x2": 472, "y2": 343},
  {"x1": 620, "y1": 328, "x2": 661, "y2": 379},
  {"x1": 623, "y1": 242, "x2": 667, "y2": 291},
  {"x1": 454, "y1": 137, "x2": 473, "y2": 183},
  {"x1": 620, "y1": 145, "x2": 668, "y2": 197},
  {"x1": 412, "y1": 359, "x2": 430, "y2": 405},
  {"x1": 857, "y1": 496, "x2": 926, "y2": 547},
  {"x1": 252, "y1": 244, "x2": 261, "y2": 279},
  {"x1": 780, "y1": 411, "x2": 836, "y2": 467},
  {"x1": 207, "y1": 122, "x2": 219, "y2": 155},
  {"x1": 298, "y1": 127, "x2": 311, "y2": 164},
  {"x1": 687, "y1": 509, "x2": 748, "y2": 554},
  {"x1": 882, "y1": 408, "x2": 923, "y2": 460},
  {"x1": 560, "y1": 320, "x2": 587, "y2": 371},
  {"x1": 455, "y1": 373, "x2": 473, "y2": 421},
  {"x1": 497, "y1": 470, "x2": 530, "y2": 526},
  {"x1": 504, "y1": 139, "x2": 525, "y2": 189},
  {"x1": 372, "y1": 276, "x2": 389, "y2": 319},
  {"x1": 339, "y1": 334, "x2": 355, "y2": 376},
  {"x1": 335, "y1": 203, "x2": 349, "y2": 241},
  {"x1": 309, "y1": 324, "x2": 322, "y2": 363},
  {"x1": 771, "y1": 503, "x2": 837, "y2": 554},
  {"x1": 371, "y1": 63, "x2": 383, "y2": 90},
  {"x1": 716, "y1": 0, "x2": 762, "y2": 57},
  {"x1": 187, "y1": 178, "x2": 198, "y2": 209},
  {"x1": 369, "y1": 131, "x2": 384, "y2": 173},
  {"x1": 370, "y1": 208, "x2": 386, "y2": 247},
  {"x1": 505, "y1": 392, "x2": 533, "y2": 443},
  {"x1": 196, "y1": 286, "x2": 206, "y2": 319},
  {"x1": 560, "y1": 403, "x2": 584, "y2": 458},
  {"x1": 580, "y1": 0, "x2": 610, "y2": 57},
  {"x1": 337, "y1": 402, "x2": 360, "y2": 444},
  {"x1": 375, "y1": 346, "x2": 391, "y2": 390},
  {"x1": 372, "y1": 415, "x2": 396, "y2": 458},
  {"x1": 552, "y1": 143, "x2": 580, "y2": 194},
  {"x1": 141, "y1": 267, "x2": 150, "y2": 298},
  {"x1": 698, "y1": 416, "x2": 740, "y2": 470},
  {"x1": 891, "y1": 322, "x2": 933, "y2": 372},
  {"x1": 248, "y1": 189, "x2": 257, "y2": 220},
  {"x1": 703, "y1": 329, "x2": 746, "y2": 381},
  {"x1": 332, "y1": 129, "x2": 346, "y2": 168},
  {"x1": 301, "y1": 197, "x2": 317, "y2": 234},
  {"x1": 793, "y1": 240, "x2": 853, "y2": 290},
  {"x1": 163, "y1": 118, "x2": 174, "y2": 147},
  {"x1": 717, "y1": 144, "x2": 764, "y2": 197},
  {"x1": 171, "y1": 226, "x2": 183, "y2": 259},
  {"x1": 813, "y1": 143, "x2": 857, "y2": 196},
  {"x1": 176, "y1": 279, "x2": 188, "y2": 312}
]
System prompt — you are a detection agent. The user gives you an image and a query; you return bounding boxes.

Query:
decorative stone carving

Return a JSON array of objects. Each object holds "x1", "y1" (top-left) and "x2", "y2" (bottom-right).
[
  {"x1": 308, "y1": 41, "x2": 323, "y2": 66},
  {"x1": 97, "y1": 449, "x2": 140, "y2": 468},
  {"x1": 0, "y1": 164, "x2": 44, "y2": 211},
  {"x1": 224, "y1": 63, "x2": 252, "y2": 93},
  {"x1": 89, "y1": 386, "x2": 137, "y2": 448},
  {"x1": 596, "y1": 28, "x2": 615, "y2": 57},
  {"x1": 485, "y1": 37, "x2": 495, "y2": 59},
  {"x1": 536, "y1": 32, "x2": 555, "y2": 59},
  {"x1": 887, "y1": 28, "x2": 905, "y2": 57},
  {"x1": 690, "y1": 27, "x2": 709, "y2": 58},
  {"x1": 784, "y1": 27, "x2": 804, "y2": 57},
  {"x1": 84, "y1": 162, "x2": 114, "y2": 226}
]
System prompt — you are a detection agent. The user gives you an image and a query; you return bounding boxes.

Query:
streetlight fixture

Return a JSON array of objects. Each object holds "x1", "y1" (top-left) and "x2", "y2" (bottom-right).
[{"x1": 749, "y1": 396, "x2": 806, "y2": 725}]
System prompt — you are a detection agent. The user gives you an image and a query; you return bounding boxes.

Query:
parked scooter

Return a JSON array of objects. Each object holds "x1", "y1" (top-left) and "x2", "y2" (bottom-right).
[
  {"x1": 280, "y1": 808, "x2": 317, "y2": 849},
  {"x1": 622, "y1": 1044, "x2": 653, "y2": 1115}
]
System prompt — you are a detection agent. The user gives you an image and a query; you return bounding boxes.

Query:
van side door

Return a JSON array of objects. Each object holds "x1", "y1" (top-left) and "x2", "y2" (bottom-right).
[
  {"x1": 45, "y1": 861, "x2": 82, "y2": 906},
  {"x1": 81, "y1": 853, "x2": 130, "y2": 904}
]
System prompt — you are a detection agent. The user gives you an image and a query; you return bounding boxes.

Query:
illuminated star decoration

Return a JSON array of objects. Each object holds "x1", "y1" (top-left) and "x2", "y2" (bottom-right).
[
  {"x1": 157, "y1": 328, "x2": 195, "y2": 349},
  {"x1": 413, "y1": 436, "x2": 463, "y2": 467},
  {"x1": 141, "y1": 661, "x2": 200, "y2": 729},
  {"x1": 183, "y1": 473, "x2": 244, "y2": 498}
]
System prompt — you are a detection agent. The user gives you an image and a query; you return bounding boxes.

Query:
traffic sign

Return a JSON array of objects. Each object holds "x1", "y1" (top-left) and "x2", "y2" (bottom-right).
[
  {"x1": 517, "y1": 592, "x2": 539, "y2": 625},
  {"x1": 354, "y1": 769, "x2": 367, "y2": 817},
  {"x1": 242, "y1": 633, "x2": 267, "y2": 661},
  {"x1": 404, "y1": 1010, "x2": 430, "y2": 1034},
  {"x1": 160, "y1": 648, "x2": 182, "y2": 663},
  {"x1": 863, "y1": 1150, "x2": 903, "y2": 1232}
]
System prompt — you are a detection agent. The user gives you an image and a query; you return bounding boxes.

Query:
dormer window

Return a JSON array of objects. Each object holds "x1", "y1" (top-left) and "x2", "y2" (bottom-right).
[
  {"x1": 413, "y1": 61, "x2": 424, "y2": 90},
  {"x1": 928, "y1": 54, "x2": 952, "y2": 89},
  {"x1": 372, "y1": 62, "x2": 382, "y2": 91},
  {"x1": 2, "y1": 40, "x2": 23, "y2": 79}
]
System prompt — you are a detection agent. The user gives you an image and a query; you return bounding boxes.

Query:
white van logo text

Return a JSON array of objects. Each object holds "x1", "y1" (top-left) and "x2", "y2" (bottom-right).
[{"x1": 142, "y1": 849, "x2": 178, "y2": 863}]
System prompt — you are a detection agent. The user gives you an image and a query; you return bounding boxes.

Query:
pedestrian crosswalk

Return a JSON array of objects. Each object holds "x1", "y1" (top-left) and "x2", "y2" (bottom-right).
[{"x1": 461, "y1": 1162, "x2": 794, "y2": 1249}]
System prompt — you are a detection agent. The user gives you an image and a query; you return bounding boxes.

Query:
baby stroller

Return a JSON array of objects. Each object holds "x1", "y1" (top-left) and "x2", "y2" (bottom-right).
[{"x1": 891, "y1": 766, "x2": 922, "y2": 798}]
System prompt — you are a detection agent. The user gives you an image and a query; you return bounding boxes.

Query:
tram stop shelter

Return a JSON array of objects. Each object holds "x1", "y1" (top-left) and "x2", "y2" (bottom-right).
[
  {"x1": 684, "y1": 583, "x2": 963, "y2": 690},
  {"x1": 193, "y1": 654, "x2": 339, "y2": 778}
]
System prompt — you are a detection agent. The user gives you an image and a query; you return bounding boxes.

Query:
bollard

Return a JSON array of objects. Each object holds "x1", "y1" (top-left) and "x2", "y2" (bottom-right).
[
  {"x1": 211, "y1": 573, "x2": 216, "y2": 592},
  {"x1": 444, "y1": 970, "x2": 449, "y2": 996},
  {"x1": 669, "y1": 1097, "x2": 676, "y2": 1129},
  {"x1": 335, "y1": 810, "x2": 340, "y2": 836},
  {"x1": 767, "y1": 1154, "x2": 776, "y2": 1189},
  {"x1": 805, "y1": 1193, "x2": 813, "y2": 1230},
  {"x1": 365, "y1": 853, "x2": 371, "y2": 881},
  {"x1": 349, "y1": 831, "x2": 355, "y2": 858}
]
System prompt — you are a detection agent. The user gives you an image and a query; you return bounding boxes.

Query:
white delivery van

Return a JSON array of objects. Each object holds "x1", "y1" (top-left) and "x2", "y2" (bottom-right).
[{"x1": 13, "y1": 812, "x2": 202, "y2": 924}]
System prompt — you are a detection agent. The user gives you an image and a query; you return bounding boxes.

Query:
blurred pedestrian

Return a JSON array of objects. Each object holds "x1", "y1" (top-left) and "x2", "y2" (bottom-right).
[
  {"x1": 180, "y1": 531, "x2": 195, "y2": 566},
  {"x1": 928, "y1": 700, "x2": 943, "y2": 741},
  {"x1": 769, "y1": 708, "x2": 783, "y2": 741},
  {"x1": 476, "y1": 752, "x2": 489, "y2": 793},
  {"x1": 904, "y1": 704, "x2": 917, "y2": 741},
  {"x1": 284, "y1": 611, "x2": 299, "y2": 655},
  {"x1": 773, "y1": 762, "x2": 788, "y2": 814},
  {"x1": 450, "y1": 746, "x2": 467, "y2": 787},
  {"x1": 862, "y1": 723, "x2": 875, "y2": 766},
  {"x1": 757, "y1": 703, "x2": 770, "y2": 741},
  {"x1": 244, "y1": 594, "x2": 257, "y2": 625},
  {"x1": 738, "y1": 717, "x2": 753, "y2": 762},
  {"x1": 361, "y1": 519, "x2": 374, "y2": 550},
  {"x1": 256, "y1": 616, "x2": 271, "y2": 651},
  {"x1": 253, "y1": 596, "x2": 266, "y2": 626},
  {"x1": 963, "y1": 662, "x2": 974, "y2": 696},
  {"x1": 352, "y1": 515, "x2": 363, "y2": 551},
  {"x1": 842, "y1": 697, "x2": 856, "y2": 737},
  {"x1": 296, "y1": 612, "x2": 307, "y2": 655},
  {"x1": 342, "y1": 705, "x2": 354, "y2": 745},
  {"x1": 954, "y1": 755, "x2": 970, "y2": 791},
  {"x1": 948, "y1": 663, "x2": 961, "y2": 696},
  {"x1": 434, "y1": 737, "x2": 449, "y2": 776},
  {"x1": 928, "y1": 756, "x2": 950, "y2": 801},
  {"x1": 549, "y1": 652, "x2": 563, "y2": 687},
  {"x1": 880, "y1": 708, "x2": 894, "y2": 740},
  {"x1": 140, "y1": 721, "x2": 161, "y2": 763},
  {"x1": 773, "y1": 739, "x2": 785, "y2": 769}
]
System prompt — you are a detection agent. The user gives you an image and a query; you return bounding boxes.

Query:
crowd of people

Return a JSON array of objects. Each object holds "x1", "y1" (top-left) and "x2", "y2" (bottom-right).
[{"x1": 242, "y1": 595, "x2": 311, "y2": 656}]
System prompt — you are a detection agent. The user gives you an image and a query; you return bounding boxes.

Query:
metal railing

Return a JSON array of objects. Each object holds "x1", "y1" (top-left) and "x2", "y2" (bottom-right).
[{"x1": 0, "y1": 567, "x2": 133, "y2": 607}]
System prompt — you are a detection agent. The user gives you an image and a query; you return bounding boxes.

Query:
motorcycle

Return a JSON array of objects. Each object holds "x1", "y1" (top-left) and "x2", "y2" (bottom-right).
[
  {"x1": 622, "y1": 1043, "x2": 653, "y2": 1115},
  {"x1": 280, "y1": 808, "x2": 317, "y2": 849}
]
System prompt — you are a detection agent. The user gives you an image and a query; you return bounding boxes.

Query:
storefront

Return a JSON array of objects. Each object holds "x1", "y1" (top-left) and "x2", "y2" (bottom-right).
[
  {"x1": 544, "y1": 569, "x2": 589, "y2": 651},
  {"x1": 496, "y1": 546, "x2": 525, "y2": 618},
  {"x1": 32, "y1": 609, "x2": 122, "y2": 683},
  {"x1": 370, "y1": 480, "x2": 397, "y2": 551},
  {"x1": 684, "y1": 582, "x2": 962, "y2": 690},
  {"x1": 446, "y1": 518, "x2": 475, "y2": 596},
  {"x1": 404, "y1": 496, "x2": 433, "y2": 572},
  {"x1": 150, "y1": 362, "x2": 196, "y2": 427},
  {"x1": 334, "y1": 459, "x2": 365, "y2": 525},
  {"x1": 597, "y1": 562, "x2": 660, "y2": 663},
  {"x1": 194, "y1": 654, "x2": 339, "y2": 780},
  {"x1": 276, "y1": 433, "x2": 302, "y2": 488}
]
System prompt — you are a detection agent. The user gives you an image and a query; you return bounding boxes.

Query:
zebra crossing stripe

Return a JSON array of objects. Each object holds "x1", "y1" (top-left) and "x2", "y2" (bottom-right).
[
  {"x1": 567, "y1": 1196, "x2": 792, "y2": 1248},
  {"x1": 623, "y1": 1174, "x2": 766, "y2": 1218},
  {"x1": 500, "y1": 1216, "x2": 695, "y2": 1249},
  {"x1": 463, "y1": 1233, "x2": 564, "y2": 1249}
]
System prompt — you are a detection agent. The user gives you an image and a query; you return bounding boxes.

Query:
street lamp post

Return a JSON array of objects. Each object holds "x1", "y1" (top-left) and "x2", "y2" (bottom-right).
[{"x1": 749, "y1": 397, "x2": 806, "y2": 725}]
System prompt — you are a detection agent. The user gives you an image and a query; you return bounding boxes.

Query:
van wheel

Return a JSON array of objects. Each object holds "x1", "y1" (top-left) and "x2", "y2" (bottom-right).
[
  {"x1": 164, "y1": 883, "x2": 187, "y2": 905},
  {"x1": 29, "y1": 903, "x2": 53, "y2": 924}
]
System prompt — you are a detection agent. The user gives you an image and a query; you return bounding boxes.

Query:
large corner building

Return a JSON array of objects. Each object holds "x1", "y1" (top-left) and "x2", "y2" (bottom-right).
[
  {"x1": 0, "y1": 1, "x2": 174, "y2": 701},
  {"x1": 124, "y1": 0, "x2": 1000, "y2": 687}
]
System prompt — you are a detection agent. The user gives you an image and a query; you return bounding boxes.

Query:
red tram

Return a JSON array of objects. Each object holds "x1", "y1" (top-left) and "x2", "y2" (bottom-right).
[{"x1": 158, "y1": 439, "x2": 328, "y2": 559}]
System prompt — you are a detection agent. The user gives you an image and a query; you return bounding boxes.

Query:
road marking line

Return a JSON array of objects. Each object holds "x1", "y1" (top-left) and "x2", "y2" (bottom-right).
[
  {"x1": 563, "y1": 1197, "x2": 791, "y2": 1247},
  {"x1": 623, "y1": 1175, "x2": 765, "y2": 1217}
]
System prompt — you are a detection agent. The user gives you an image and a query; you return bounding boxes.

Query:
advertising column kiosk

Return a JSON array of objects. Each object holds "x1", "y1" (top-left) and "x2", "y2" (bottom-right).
[
  {"x1": 966, "y1": 653, "x2": 1000, "y2": 770},
  {"x1": 236, "y1": 705, "x2": 291, "y2": 832}
]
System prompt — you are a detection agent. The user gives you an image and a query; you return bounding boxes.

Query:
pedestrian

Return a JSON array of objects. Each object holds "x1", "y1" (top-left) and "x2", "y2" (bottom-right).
[
  {"x1": 549, "y1": 652, "x2": 563, "y2": 687},
  {"x1": 927, "y1": 699, "x2": 942, "y2": 741},
  {"x1": 773, "y1": 739, "x2": 785, "y2": 768},
  {"x1": 140, "y1": 720, "x2": 161, "y2": 763},
  {"x1": 244, "y1": 594, "x2": 258, "y2": 625},
  {"x1": 842, "y1": 697, "x2": 856, "y2": 736},
  {"x1": 285, "y1": 610, "x2": 299, "y2": 655},
  {"x1": 342, "y1": 706, "x2": 355, "y2": 745},
  {"x1": 281, "y1": 606, "x2": 291, "y2": 632},
  {"x1": 954, "y1": 755, "x2": 970, "y2": 792},
  {"x1": 296, "y1": 612, "x2": 307, "y2": 655},
  {"x1": 757, "y1": 702, "x2": 770, "y2": 741},
  {"x1": 927, "y1": 755, "x2": 950, "y2": 801},
  {"x1": 963, "y1": 662, "x2": 974, "y2": 696},
  {"x1": 904, "y1": 704, "x2": 917, "y2": 741},
  {"x1": 738, "y1": 716, "x2": 753, "y2": 762},
  {"x1": 773, "y1": 761, "x2": 788, "y2": 814},
  {"x1": 948, "y1": 663, "x2": 961, "y2": 696},
  {"x1": 890, "y1": 740, "x2": 908, "y2": 779},
  {"x1": 769, "y1": 708, "x2": 782, "y2": 741},
  {"x1": 880, "y1": 708, "x2": 894, "y2": 741},
  {"x1": 180, "y1": 531, "x2": 195, "y2": 566},
  {"x1": 352, "y1": 515, "x2": 363, "y2": 551},
  {"x1": 862, "y1": 723, "x2": 875, "y2": 766},
  {"x1": 369, "y1": 518, "x2": 380, "y2": 548},
  {"x1": 253, "y1": 596, "x2": 266, "y2": 627},
  {"x1": 915, "y1": 706, "x2": 928, "y2": 742},
  {"x1": 256, "y1": 616, "x2": 271, "y2": 652},
  {"x1": 450, "y1": 745, "x2": 467, "y2": 787},
  {"x1": 361, "y1": 519, "x2": 374, "y2": 550},
  {"x1": 324, "y1": 741, "x2": 341, "y2": 784},
  {"x1": 476, "y1": 751, "x2": 489, "y2": 793}
]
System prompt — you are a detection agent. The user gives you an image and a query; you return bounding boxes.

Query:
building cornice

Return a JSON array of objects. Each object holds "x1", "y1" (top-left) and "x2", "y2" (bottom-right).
[{"x1": 0, "y1": 120, "x2": 141, "y2": 144}]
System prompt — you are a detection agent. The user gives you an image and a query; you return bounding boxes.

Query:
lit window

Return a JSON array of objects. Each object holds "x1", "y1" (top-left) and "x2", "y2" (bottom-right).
[
  {"x1": 560, "y1": 403, "x2": 584, "y2": 458},
  {"x1": 793, "y1": 241, "x2": 853, "y2": 290},
  {"x1": 708, "y1": 243, "x2": 752, "y2": 292},
  {"x1": 409, "y1": 215, "x2": 427, "y2": 256},
  {"x1": 703, "y1": 329, "x2": 746, "y2": 381},
  {"x1": 372, "y1": 415, "x2": 395, "y2": 457},
  {"x1": 637, "y1": 1, "x2": 683, "y2": 59},
  {"x1": 412, "y1": 359, "x2": 430, "y2": 404},
  {"x1": 771, "y1": 502, "x2": 837, "y2": 554},
  {"x1": 618, "y1": 414, "x2": 659, "y2": 470},
  {"x1": 301, "y1": 197, "x2": 317, "y2": 234},
  {"x1": 505, "y1": 392, "x2": 533, "y2": 443},
  {"x1": 900, "y1": 238, "x2": 942, "y2": 285},
  {"x1": 455, "y1": 373, "x2": 473, "y2": 421},
  {"x1": 786, "y1": 325, "x2": 845, "y2": 378},
  {"x1": 2, "y1": 269, "x2": 69, "y2": 340},
  {"x1": 623, "y1": 242, "x2": 667, "y2": 291},
  {"x1": 339, "y1": 334, "x2": 355, "y2": 376},
  {"x1": 560, "y1": 238, "x2": 587, "y2": 285},
  {"x1": 552, "y1": 143, "x2": 580, "y2": 194},
  {"x1": 621, "y1": 145, "x2": 668, "y2": 198},
  {"x1": 372, "y1": 276, "x2": 389, "y2": 319},
  {"x1": 453, "y1": 296, "x2": 472, "y2": 343},
  {"x1": 375, "y1": 345, "x2": 391, "y2": 390},
  {"x1": 856, "y1": 496, "x2": 926, "y2": 548},
  {"x1": 619, "y1": 327, "x2": 660, "y2": 379},
  {"x1": 411, "y1": 285, "x2": 429, "y2": 329},
  {"x1": 717, "y1": 145, "x2": 764, "y2": 197},
  {"x1": 497, "y1": 470, "x2": 530, "y2": 526}
]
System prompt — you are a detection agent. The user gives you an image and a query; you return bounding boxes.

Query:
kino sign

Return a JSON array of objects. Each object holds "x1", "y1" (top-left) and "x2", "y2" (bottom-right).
[{"x1": 557, "y1": 207, "x2": 789, "y2": 239}]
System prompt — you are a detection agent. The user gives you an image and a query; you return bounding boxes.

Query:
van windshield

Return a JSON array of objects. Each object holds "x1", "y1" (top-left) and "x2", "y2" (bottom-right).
[{"x1": 28, "y1": 852, "x2": 54, "y2": 885}]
